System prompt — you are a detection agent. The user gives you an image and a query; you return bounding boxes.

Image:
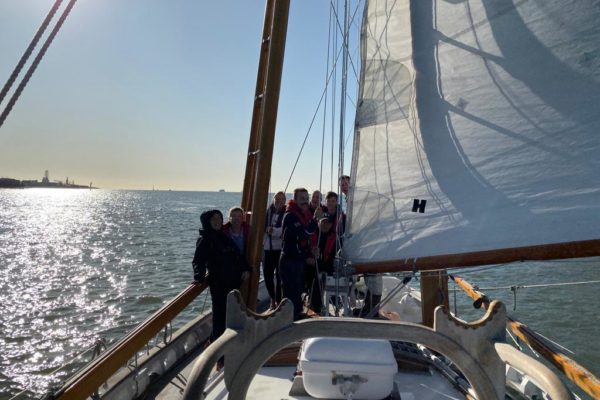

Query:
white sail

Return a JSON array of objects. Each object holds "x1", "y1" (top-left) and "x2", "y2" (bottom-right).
[{"x1": 344, "y1": 0, "x2": 600, "y2": 264}]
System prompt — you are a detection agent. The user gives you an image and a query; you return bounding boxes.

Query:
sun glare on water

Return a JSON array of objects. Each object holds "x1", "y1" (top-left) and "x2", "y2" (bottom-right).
[{"x1": 0, "y1": 189, "x2": 129, "y2": 395}]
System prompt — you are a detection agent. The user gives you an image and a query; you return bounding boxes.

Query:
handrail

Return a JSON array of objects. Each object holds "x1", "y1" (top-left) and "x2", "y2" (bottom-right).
[
  {"x1": 495, "y1": 343, "x2": 572, "y2": 399},
  {"x1": 452, "y1": 275, "x2": 600, "y2": 399},
  {"x1": 53, "y1": 282, "x2": 208, "y2": 400}
]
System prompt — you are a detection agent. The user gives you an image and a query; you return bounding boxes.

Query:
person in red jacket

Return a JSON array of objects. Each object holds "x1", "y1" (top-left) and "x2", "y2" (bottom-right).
[
  {"x1": 308, "y1": 191, "x2": 345, "y2": 313},
  {"x1": 322, "y1": 191, "x2": 346, "y2": 238},
  {"x1": 279, "y1": 188, "x2": 318, "y2": 320}
]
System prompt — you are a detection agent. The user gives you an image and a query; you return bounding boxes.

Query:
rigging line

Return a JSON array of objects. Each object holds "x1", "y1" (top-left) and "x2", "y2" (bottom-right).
[
  {"x1": 341, "y1": 91, "x2": 356, "y2": 153},
  {"x1": 534, "y1": 331, "x2": 575, "y2": 355},
  {"x1": 449, "y1": 262, "x2": 512, "y2": 274},
  {"x1": 343, "y1": 79, "x2": 357, "y2": 149},
  {"x1": 338, "y1": 0, "x2": 349, "y2": 176},
  {"x1": 330, "y1": 0, "x2": 340, "y2": 191},
  {"x1": 506, "y1": 328, "x2": 523, "y2": 351},
  {"x1": 0, "y1": 0, "x2": 78, "y2": 130},
  {"x1": 346, "y1": 92, "x2": 357, "y2": 110},
  {"x1": 284, "y1": 42, "x2": 345, "y2": 193},
  {"x1": 341, "y1": 0, "x2": 362, "y2": 179},
  {"x1": 348, "y1": 0, "x2": 363, "y2": 84},
  {"x1": 334, "y1": 3, "x2": 357, "y2": 189},
  {"x1": 451, "y1": 258, "x2": 600, "y2": 276},
  {"x1": 0, "y1": 0, "x2": 64, "y2": 107},
  {"x1": 337, "y1": 0, "x2": 350, "y2": 205},
  {"x1": 344, "y1": 125, "x2": 354, "y2": 148},
  {"x1": 283, "y1": 80, "x2": 328, "y2": 193},
  {"x1": 348, "y1": 0, "x2": 364, "y2": 32},
  {"x1": 462, "y1": 279, "x2": 600, "y2": 291},
  {"x1": 329, "y1": 0, "x2": 363, "y2": 53},
  {"x1": 346, "y1": 45, "x2": 360, "y2": 86},
  {"x1": 329, "y1": 0, "x2": 362, "y2": 96},
  {"x1": 320, "y1": 2, "x2": 335, "y2": 193},
  {"x1": 349, "y1": 48, "x2": 361, "y2": 90}
]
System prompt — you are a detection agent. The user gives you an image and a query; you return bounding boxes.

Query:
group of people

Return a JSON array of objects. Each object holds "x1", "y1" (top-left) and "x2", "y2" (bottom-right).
[
  {"x1": 192, "y1": 176, "x2": 352, "y2": 344},
  {"x1": 266, "y1": 186, "x2": 347, "y2": 319}
]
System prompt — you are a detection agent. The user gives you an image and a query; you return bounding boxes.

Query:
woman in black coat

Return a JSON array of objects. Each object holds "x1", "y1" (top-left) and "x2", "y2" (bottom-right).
[{"x1": 192, "y1": 209, "x2": 251, "y2": 341}]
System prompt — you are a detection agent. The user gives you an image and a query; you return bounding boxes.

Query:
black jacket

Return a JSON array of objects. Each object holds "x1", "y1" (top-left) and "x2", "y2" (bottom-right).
[{"x1": 192, "y1": 210, "x2": 250, "y2": 288}]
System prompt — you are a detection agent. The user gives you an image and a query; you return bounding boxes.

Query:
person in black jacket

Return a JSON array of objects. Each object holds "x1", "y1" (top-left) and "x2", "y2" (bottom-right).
[
  {"x1": 279, "y1": 188, "x2": 318, "y2": 320},
  {"x1": 192, "y1": 209, "x2": 251, "y2": 341}
]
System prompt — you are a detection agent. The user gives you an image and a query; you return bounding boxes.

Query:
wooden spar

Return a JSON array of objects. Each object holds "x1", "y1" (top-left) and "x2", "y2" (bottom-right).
[
  {"x1": 244, "y1": 0, "x2": 291, "y2": 310},
  {"x1": 452, "y1": 276, "x2": 489, "y2": 308},
  {"x1": 452, "y1": 275, "x2": 600, "y2": 399},
  {"x1": 508, "y1": 320, "x2": 600, "y2": 400},
  {"x1": 54, "y1": 283, "x2": 208, "y2": 400},
  {"x1": 241, "y1": 0, "x2": 275, "y2": 212},
  {"x1": 351, "y1": 239, "x2": 600, "y2": 274}
]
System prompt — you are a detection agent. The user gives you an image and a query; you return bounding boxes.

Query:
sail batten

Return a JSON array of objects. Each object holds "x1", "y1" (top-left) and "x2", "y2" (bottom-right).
[{"x1": 345, "y1": 0, "x2": 600, "y2": 265}]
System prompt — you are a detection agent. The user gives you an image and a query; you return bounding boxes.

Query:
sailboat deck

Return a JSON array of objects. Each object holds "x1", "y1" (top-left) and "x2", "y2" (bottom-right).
[
  {"x1": 196, "y1": 365, "x2": 465, "y2": 400},
  {"x1": 91, "y1": 277, "x2": 576, "y2": 400},
  {"x1": 140, "y1": 340, "x2": 466, "y2": 400}
]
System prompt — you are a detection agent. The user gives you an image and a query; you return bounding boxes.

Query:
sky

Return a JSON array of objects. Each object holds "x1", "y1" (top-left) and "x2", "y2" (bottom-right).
[{"x1": 0, "y1": 1, "x2": 362, "y2": 191}]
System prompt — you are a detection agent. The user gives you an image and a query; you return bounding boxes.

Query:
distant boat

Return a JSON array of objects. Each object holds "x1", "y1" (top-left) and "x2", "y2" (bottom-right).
[{"x1": 219, "y1": 189, "x2": 225, "y2": 192}]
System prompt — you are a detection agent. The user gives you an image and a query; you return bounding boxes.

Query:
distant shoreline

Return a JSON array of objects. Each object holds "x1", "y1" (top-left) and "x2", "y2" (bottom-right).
[{"x1": 0, "y1": 178, "x2": 98, "y2": 189}]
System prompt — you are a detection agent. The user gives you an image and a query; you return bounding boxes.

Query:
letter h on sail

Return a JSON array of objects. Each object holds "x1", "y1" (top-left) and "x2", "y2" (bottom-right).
[{"x1": 412, "y1": 199, "x2": 427, "y2": 213}]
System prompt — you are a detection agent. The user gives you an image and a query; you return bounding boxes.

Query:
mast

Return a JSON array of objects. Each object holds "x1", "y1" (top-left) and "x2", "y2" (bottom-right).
[
  {"x1": 242, "y1": 0, "x2": 291, "y2": 310},
  {"x1": 241, "y1": 0, "x2": 275, "y2": 213}
]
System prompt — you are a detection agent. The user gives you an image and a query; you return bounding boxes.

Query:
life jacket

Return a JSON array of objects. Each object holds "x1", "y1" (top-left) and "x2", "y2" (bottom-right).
[
  {"x1": 286, "y1": 199, "x2": 313, "y2": 226},
  {"x1": 281, "y1": 200, "x2": 317, "y2": 258}
]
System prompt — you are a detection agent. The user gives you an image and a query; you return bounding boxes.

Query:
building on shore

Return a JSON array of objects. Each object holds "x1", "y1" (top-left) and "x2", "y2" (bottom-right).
[{"x1": 0, "y1": 170, "x2": 98, "y2": 189}]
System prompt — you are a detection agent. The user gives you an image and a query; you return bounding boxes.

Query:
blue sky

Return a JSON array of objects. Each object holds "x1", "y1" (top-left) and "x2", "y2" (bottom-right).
[{"x1": 0, "y1": 1, "x2": 361, "y2": 191}]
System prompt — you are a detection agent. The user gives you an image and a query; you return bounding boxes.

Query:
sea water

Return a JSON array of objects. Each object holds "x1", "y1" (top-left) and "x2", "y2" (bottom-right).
[{"x1": 0, "y1": 189, "x2": 598, "y2": 399}]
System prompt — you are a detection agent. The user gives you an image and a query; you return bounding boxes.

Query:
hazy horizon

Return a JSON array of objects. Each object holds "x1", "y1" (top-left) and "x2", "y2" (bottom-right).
[{"x1": 0, "y1": 1, "x2": 359, "y2": 193}]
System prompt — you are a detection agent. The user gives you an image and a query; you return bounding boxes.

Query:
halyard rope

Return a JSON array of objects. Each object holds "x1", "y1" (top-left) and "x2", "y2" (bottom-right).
[
  {"x1": 0, "y1": 0, "x2": 64, "y2": 107},
  {"x1": 0, "y1": 0, "x2": 78, "y2": 129},
  {"x1": 449, "y1": 279, "x2": 600, "y2": 292}
]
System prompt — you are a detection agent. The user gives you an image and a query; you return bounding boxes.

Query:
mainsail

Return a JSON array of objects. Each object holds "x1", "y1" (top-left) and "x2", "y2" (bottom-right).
[{"x1": 344, "y1": 0, "x2": 600, "y2": 267}]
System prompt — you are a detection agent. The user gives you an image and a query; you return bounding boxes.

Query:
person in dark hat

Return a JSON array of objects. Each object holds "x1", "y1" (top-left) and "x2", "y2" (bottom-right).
[{"x1": 192, "y1": 209, "x2": 251, "y2": 342}]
